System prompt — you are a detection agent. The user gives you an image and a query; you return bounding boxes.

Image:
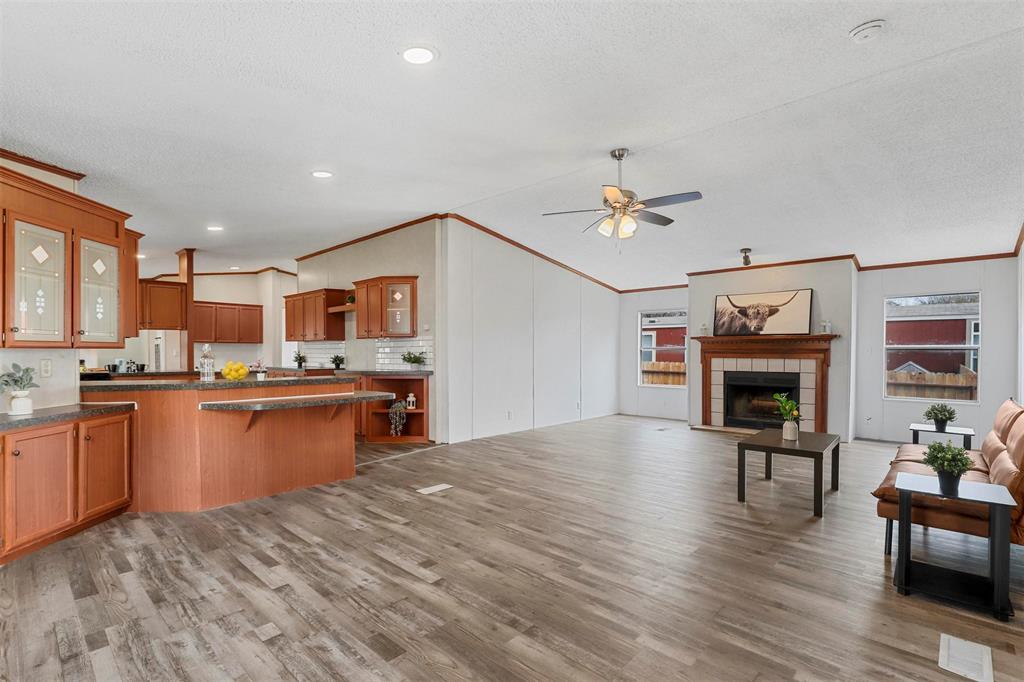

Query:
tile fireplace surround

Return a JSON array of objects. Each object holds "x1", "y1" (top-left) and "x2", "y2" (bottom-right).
[{"x1": 693, "y1": 335, "x2": 839, "y2": 432}]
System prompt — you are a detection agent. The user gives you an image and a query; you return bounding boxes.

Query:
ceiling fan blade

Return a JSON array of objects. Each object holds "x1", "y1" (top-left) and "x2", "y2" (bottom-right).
[
  {"x1": 603, "y1": 185, "x2": 625, "y2": 206},
  {"x1": 580, "y1": 215, "x2": 607, "y2": 234},
  {"x1": 541, "y1": 208, "x2": 607, "y2": 216},
  {"x1": 640, "y1": 191, "x2": 702, "y2": 208},
  {"x1": 636, "y1": 210, "x2": 674, "y2": 226}
]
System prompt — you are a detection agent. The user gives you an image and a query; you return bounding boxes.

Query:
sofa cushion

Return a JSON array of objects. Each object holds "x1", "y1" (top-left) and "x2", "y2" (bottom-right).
[
  {"x1": 871, "y1": 461, "x2": 990, "y2": 519},
  {"x1": 992, "y1": 398, "x2": 1024, "y2": 443},
  {"x1": 992, "y1": 413, "x2": 1024, "y2": 520},
  {"x1": 891, "y1": 443, "x2": 988, "y2": 474}
]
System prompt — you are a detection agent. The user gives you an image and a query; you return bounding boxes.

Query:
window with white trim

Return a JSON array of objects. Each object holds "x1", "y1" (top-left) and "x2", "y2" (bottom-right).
[
  {"x1": 639, "y1": 310, "x2": 687, "y2": 386},
  {"x1": 884, "y1": 292, "x2": 979, "y2": 401}
]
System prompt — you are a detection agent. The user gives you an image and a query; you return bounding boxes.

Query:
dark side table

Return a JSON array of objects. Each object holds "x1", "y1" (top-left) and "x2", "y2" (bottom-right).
[
  {"x1": 894, "y1": 472, "x2": 1015, "y2": 621},
  {"x1": 737, "y1": 429, "x2": 840, "y2": 517},
  {"x1": 909, "y1": 423, "x2": 975, "y2": 450}
]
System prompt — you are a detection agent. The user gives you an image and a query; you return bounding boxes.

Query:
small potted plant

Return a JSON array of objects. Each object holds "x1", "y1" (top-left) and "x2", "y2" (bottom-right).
[
  {"x1": 402, "y1": 351, "x2": 426, "y2": 367},
  {"x1": 772, "y1": 391, "x2": 800, "y2": 440},
  {"x1": 251, "y1": 359, "x2": 267, "y2": 381},
  {"x1": 924, "y1": 403, "x2": 957, "y2": 433},
  {"x1": 331, "y1": 354, "x2": 345, "y2": 370},
  {"x1": 923, "y1": 440, "x2": 972, "y2": 497},
  {"x1": 2, "y1": 363, "x2": 40, "y2": 415},
  {"x1": 389, "y1": 400, "x2": 407, "y2": 437},
  {"x1": 293, "y1": 351, "x2": 307, "y2": 370}
]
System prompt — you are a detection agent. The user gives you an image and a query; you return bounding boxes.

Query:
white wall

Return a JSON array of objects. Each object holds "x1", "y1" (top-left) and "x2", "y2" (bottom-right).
[
  {"x1": 618, "y1": 289, "x2": 690, "y2": 421},
  {"x1": 687, "y1": 259, "x2": 858, "y2": 440},
  {"x1": 438, "y1": 217, "x2": 619, "y2": 443},
  {"x1": 855, "y1": 257, "x2": 1017, "y2": 442}
]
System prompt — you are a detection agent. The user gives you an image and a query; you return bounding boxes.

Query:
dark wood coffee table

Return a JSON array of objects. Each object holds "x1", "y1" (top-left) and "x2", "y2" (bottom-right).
[
  {"x1": 737, "y1": 429, "x2": 841, "y2": 517},
  {"x1": 894, "y1": 472, "x2": 1015, "y2": 621}
]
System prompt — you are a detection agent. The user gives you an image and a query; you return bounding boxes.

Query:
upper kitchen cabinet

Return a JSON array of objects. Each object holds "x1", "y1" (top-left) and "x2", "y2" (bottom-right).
[
  {"x1": 353, "y1": 276, "x2": 418, "y2": 338},
  {"x1": 138, "y1": 279, "x2": 187, "y2": 330},
  {"x1": 195, "y1": 301, "x2": 262, "y2": 344},
  {"x1": 122, "y1": 229, "x2": 142, "y2": 339},
  {"x1": 1, "y1": 166, "x2": 133, "y2": 348},
  {"x1": 283, "y1": 288, "x2": 345, "y2": 341}
]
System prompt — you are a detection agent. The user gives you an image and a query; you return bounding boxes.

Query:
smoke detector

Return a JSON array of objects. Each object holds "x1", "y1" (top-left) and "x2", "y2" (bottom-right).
[{"x1": 849, "y1": 20, "x2": 886, "y2": 44}]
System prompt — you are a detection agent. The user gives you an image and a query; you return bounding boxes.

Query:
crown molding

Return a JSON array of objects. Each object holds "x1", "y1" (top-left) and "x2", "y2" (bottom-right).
[{"x1": 0, "y1": 147, "x2": 86, "y2": 181}]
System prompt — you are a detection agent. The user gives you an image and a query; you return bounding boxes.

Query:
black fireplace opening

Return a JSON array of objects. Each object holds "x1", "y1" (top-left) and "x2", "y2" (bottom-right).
[{"x1": 724, "y1": 371, "x2": 800, "y2": 429}]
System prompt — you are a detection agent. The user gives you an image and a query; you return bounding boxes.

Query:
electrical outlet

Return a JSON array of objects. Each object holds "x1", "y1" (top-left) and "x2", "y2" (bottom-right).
[
  {"x1": 40, "y1": 359, "x2": 52, "y2": 378},
  {"x1": 506, "y1": 409, "x2": 513, "y2": 421}
]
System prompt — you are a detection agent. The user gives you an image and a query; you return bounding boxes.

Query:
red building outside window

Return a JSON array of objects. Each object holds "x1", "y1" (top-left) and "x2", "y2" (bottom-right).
[{"x1": 640, "y1": 310, "x2": 687, "y2": 386}]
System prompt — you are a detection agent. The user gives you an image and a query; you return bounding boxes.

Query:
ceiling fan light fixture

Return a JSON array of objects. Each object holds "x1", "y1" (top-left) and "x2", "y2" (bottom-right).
[
  {"x1": 618, "y1": 214, "x2": 638, "y2": 238},
  {"x1": 597, "y1": 217, "x2": 615, "y2": 237}
]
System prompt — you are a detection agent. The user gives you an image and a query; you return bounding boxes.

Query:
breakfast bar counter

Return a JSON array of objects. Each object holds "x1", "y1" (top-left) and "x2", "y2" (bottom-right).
[{"x1": 81, "y1": 376, "x2": 392, "y2": 512}]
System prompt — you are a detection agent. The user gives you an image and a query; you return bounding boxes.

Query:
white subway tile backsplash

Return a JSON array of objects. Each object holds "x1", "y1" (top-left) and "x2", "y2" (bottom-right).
[
  {"x1": 299, "y1": 341, "x2": 346, "y2": 368},
  {"x1": 375, "y1": 336, "x2": 433, "y2": 371}
]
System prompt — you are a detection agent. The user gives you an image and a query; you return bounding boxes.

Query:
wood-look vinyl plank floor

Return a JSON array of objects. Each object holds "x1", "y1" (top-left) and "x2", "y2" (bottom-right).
[{"x1": 1, "y1": 415, "x2": 1023, "y2": 681}]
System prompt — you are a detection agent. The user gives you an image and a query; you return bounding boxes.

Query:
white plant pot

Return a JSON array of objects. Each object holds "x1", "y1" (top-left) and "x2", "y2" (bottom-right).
[
  {"x1": 782, "y1": 420, "x2": 799, "y2": 441},
  {"x1": 255, "y1": 372, "x2": 267, "y2": 381},
  {"x1": 9, "y1": 390, "x2": 33, "y2": 415}
]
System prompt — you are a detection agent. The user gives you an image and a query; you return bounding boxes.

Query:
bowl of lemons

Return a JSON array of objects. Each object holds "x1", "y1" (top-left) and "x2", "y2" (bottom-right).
[{"x1": 222, "y1": 361, "x2": 250, "y2": 382}]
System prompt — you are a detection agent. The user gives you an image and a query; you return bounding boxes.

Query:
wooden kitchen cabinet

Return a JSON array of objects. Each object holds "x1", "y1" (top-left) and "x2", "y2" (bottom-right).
[
  {"x1": 283, "y1": 289, "x2": 345, "y2": 341},
  {"x1": 2, "y1": 422, "x2": 77, "y2": 550},
  {"x1": 138, "y1": 279, "x2": 187, "y2": 329},
  {"x1": 2, "y1": 166, "x2": 134, "y2": 348},
  {"x1": 122, "y1": 229, "x2": 142, "y2": 339},
  {"x1": 353, "y1": 276, "x2": 417, "y2": 338},
  {"x1": 77, "y1": 413, "x2": 131, "y2": 521},
  {"x1": 193, "y1": 301, "x2": 261, "y2": 344},
  {"x1": 1, "y1": 409, "x2": 134, "y2": 563}
]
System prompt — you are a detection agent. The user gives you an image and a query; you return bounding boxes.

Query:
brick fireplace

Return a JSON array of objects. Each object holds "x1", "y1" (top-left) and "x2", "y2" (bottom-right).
[{"x1": 692, "y1": 334, "x2": 838, "y2": 432}]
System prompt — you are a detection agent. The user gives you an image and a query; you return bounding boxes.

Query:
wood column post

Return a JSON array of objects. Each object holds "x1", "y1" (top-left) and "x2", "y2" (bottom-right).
[{"x1": 177, "y1": 248, "x2": 196, "y2": 370}]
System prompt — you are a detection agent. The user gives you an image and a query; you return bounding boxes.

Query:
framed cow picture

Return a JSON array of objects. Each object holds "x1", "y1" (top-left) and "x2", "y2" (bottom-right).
[{"x1": 713, "y1": 288, "x2": 813, "y2": 336}]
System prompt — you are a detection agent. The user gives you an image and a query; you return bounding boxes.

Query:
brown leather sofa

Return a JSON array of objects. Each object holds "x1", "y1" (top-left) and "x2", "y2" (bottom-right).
[{"x1": 872, "y1": 398, "x2": 1024, "y2": 553}]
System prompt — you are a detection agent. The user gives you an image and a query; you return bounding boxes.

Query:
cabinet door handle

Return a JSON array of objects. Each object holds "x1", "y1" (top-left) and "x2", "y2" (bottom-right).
[
  {"x1": 11, "y1": 449, "x2": 20, "y2": 457},
  {"x1": 10, "y1": 326, "x2": 19, "y2": 332},
  {"x1": 78, "y1": 330, "x2": 86, "y2": 335},
  {"x1": 84, "y1": 435, "x2": 92, "y2": 441}
]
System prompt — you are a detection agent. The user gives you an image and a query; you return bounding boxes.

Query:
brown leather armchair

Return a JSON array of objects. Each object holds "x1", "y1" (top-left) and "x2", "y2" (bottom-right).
[{"x1": 872, "y1": 399, "x2": 1024, "y2": 552}]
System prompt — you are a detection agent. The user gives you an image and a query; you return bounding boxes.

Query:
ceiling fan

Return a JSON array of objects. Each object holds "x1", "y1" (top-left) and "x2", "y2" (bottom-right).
[{"x1": 542, "y1": 148, "x2": 702, "y2": 240}]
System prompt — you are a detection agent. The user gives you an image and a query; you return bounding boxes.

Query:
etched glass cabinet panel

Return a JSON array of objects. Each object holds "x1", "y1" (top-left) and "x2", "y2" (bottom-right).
[
  {"x1": 79, "y1": 238, "x2": 119, "y2": 344},
  {"x1": 11, "y1": 219, "x2": 68, "y2": 344},
  {"x1": 384, "y1": 281, "x2": 413, "y2": 336}
]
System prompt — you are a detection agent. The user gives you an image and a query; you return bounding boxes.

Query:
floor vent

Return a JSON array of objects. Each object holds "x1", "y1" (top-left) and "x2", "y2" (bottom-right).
[
  {"x1": 939, "y1": 634, "x2": 993, "y2": 682},
  {"x1": 416, "y1": 484, "x2": 452, "y2": 495}
]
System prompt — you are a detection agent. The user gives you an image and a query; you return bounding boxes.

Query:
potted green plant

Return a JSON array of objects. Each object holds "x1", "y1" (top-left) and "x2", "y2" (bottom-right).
[
  {"x1": 923, "y1": 403, "x2": 957, "y2": 433},
  {"x1": 1, "y1": 363, "x2": 40, "y2": 415},
  {"x1": 923, "y1": 440, "x2": 972, "y2": 497},
  {"x1": 389, "y1": 400, "x2": 407, "y2": 437},
  {"x1": 293, "y1": 351, "x2": 307, "y2": 370},
  {"x1": 772, "y1": 392, "x2": 800, "y2": 440},
  {"x1": 402, "y1": 351, "x2": 426, "y2": 367},
  {"x1": 331, "y1": 354, "x2": 345, "y2": 370}
]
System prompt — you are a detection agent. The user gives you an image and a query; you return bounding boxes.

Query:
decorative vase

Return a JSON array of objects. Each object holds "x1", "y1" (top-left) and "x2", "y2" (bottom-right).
[
  {"x1": 937, "y1": 470, "x2": 960, "y2": 497},
  {"x1": 934, "y1": 420, "x2": 948, "y2": 433},
  {"x1": 333, "y1": 363, "x2": 342, "y2": 370},
  {"x1": 782, "y1": 420, "x2": 799, "y2": 441},
  {"x1": 296, "y1": 361, "x2": 304, "y2": 369},
  {"x1": 9, "y1": 390, "x2": 32, "y2": 415}
]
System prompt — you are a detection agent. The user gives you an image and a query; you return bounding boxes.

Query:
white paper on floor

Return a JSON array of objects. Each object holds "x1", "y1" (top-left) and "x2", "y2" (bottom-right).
[
  {"x1": 939, "y1": 634, "x2": 994, "y2": 682},
  {"x1": 416, "y1": 484, "x2": 453, "y2": 495}
]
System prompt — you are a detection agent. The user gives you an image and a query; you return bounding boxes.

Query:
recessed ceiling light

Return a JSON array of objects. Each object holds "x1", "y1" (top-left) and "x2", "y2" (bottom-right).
[
  {"x1": 311, "y1": 170, "x2": 333, "y2": 178},
  {"x1": 402, "y1": 46, "x2": 436, "y2": 65},
  {"x1": 136, "y1": 254, "x2": 146, "y2": 259},
  {"x1": 207, "y1": 225, "x2": 224, "y2": 232},
  {"x1": 849, "y1": 19, "x2": 886, "y2": 44},
  {"x1": 229, "y1": 266, "x2": 240, "y2": 270}
]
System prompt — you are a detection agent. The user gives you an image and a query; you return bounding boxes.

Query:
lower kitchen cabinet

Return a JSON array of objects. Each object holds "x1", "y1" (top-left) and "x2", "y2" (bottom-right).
[{"x1": 1, "y1": 410, "x2": 132, "y2": 563}]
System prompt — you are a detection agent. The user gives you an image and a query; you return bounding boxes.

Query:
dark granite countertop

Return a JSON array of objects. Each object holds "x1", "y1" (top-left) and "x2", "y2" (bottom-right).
[
  {"x1": 108, "y1": 370, "x2": 199, "y2": 377},
  {"x1": 0, "y1": 402, "x2": 135, "y2": 432},
  {"x1": 198, "y1": 390, "x2": 395, "y2": 412},
  {"x1": 80, "y1": 376, "x2": 359, "y2": 392}
]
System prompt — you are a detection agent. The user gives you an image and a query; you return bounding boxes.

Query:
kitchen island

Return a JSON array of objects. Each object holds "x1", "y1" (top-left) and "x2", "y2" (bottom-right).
[{"x1": 81, "y1": 376, "x2": 393, "y2": 512}]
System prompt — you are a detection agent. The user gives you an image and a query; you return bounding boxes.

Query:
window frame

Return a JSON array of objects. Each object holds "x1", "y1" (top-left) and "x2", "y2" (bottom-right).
[
  {"x1": 881, "y1": 291, "x2": 981, "y2": 405},
  {"x1": 637, "y1": 309, "x2": 687, "y2": 390}
]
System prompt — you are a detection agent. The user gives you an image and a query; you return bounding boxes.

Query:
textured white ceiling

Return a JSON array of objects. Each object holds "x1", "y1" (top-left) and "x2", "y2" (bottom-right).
[{"x1": 1, "y1": 2, "x2": 1022, "y2": 287}]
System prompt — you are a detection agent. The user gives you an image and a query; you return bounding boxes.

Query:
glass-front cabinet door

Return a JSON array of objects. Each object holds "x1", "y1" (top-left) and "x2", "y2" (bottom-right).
[
  {"x1": 77, "y1": 237, "x2": 120, "y2": 345},
  {"x1": 6, "y1": 216, "x2": 71, "y2": 346},
  {"x1": 383, "y1": 279, "x2": 416, "y2": 337}
]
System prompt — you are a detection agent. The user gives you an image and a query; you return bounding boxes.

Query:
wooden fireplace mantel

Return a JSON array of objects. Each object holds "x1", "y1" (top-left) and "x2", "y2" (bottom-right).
[{"x1": 693, "y1": 334, "x2": 839, "y2": 431}]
